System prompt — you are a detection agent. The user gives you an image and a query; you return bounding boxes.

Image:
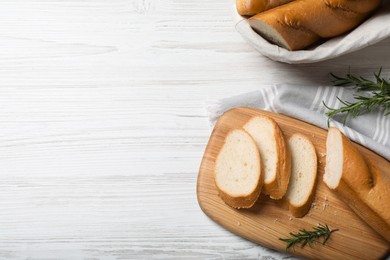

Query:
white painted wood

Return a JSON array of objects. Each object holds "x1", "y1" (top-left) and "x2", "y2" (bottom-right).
[{"x1": 0, "y1": 0, "x2": 389, "y2": 259}]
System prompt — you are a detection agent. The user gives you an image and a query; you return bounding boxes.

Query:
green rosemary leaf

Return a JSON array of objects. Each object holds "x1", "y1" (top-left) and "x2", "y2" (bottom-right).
[
  {"x1": 324, "y1": 68, "x2": 390, "y2": 124},
  {"x1": 279, "y1": 224, "x2": 338, "y2": 250}
]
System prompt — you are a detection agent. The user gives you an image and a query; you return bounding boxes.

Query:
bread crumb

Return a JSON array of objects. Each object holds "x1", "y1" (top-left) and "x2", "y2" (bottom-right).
[
  {"x1": 311, "y1": 202, "x2": 317, "y2": 209},
  {"x1": 319, "y1": 153, "x2": 326, "y2": 158},
  {"x1": 289, "y1": 216, "x2": 293, "y2": 221},
  {"x1": 274, "y1": 218, "x2": 278, "y2": 223},
  {"x1": 237, "y1": 221, "x2": 241, "y2": 226},
  {"x1": 323, "y1": 203, "x2": 328, "y2": 210}
]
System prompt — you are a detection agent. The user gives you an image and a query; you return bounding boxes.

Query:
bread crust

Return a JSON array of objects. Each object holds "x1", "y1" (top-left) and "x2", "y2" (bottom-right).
[
  {"x1": 289, "y1": 189, "x2": 316, "y2": 218},
  {"x1": 267, "y1": 121, "x2": 291, "y2": 199},
  {"x1": 236, "y1": 0, "x2": 295, "y2": 16},
  {"x1": 215, "y1": 129, "x2": 263, "y2": 209},
  {"x1": 249, "y1": 0, "x2": 381, "y2": 50},
  {"x1": 218, "y1": 176, "x2": 263, "y2": 209},
  {"x1": 325, "y1": 128, "x2": 390, "y2": 242}
]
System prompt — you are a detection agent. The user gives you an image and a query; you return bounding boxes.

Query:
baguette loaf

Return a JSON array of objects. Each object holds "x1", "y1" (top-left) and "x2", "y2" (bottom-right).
[
  {"x1": 324, "y1": 127, "x2": 390, "y2": 242},
  {"x1": 243, "y1": 116, "x2": 291, "y2": 200},
  {"x1": 215, "y1": 129, "x2": 263, "y2": 209},
  {"x1": 285, "y1": 133, "x2": 317, "y2": 218},
  {"x1": 249, "y1": 0, "x2": 382, "y2": 50},
  {"x1": 237, "y1": 0, "x2": 295, "y2": 16}
]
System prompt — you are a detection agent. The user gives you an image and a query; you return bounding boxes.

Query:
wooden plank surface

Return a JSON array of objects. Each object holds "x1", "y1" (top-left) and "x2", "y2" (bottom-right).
[
  {"x1": 197, "y1": 107, "x2": 390, "y2": 260},
  {"x1": 0, "y1": 0, "x2": 390, "y2": 259}
]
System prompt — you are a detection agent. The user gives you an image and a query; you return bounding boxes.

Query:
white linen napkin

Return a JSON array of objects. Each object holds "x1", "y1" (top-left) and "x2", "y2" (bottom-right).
[
  {"x1": 206, "y1": 84, "x2": 390, "y2": 161},
  {"x1": 233, "y1": 1, "x2": 390, "y2": 63}
]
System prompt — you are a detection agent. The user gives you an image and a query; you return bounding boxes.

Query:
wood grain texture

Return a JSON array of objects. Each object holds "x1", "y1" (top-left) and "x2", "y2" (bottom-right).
[
  {"x1": 197, "y1": 108, "x2": 390, "y2": 260},
  {"x1": 0, "y1": 0, "x2": 390, "y2": 259}
]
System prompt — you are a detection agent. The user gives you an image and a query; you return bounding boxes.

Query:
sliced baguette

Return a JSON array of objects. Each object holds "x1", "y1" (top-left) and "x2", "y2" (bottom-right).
[
  {"x1": 285, "y1": 133, "x2": 317, "y2": 218},
  {"x1": 243, "y1": 116, "x2": 291, "y2": 199},
  {"x1": 236, "y1": 0, "x2": 295, "y2": 16},
  {"x1": 215, "y1": 129, "x2": 262, "y2": 209},
  {"x1": 324, "y1": 127, "x2": 390, "y2": 242}
]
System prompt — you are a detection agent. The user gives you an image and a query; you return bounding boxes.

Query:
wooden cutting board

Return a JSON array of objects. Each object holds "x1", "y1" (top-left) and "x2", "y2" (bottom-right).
[{"x1": 197, "y1": 107, "x2": 390, "y2": 260}]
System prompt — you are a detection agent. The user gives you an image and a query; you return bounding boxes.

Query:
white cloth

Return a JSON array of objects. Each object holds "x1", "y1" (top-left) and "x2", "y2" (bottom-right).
[
  {"x1": 234, "y1": 1, "x2": 390, "y2": 63},
  {"x1": 206, "y1": 84, "x2": 390, "y2": 161}
]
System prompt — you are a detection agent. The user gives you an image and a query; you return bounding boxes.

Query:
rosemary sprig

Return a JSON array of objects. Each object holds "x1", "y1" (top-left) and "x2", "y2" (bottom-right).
[
  {"x1": 324, "y1": 68, "x2": 390, "y2": 124},
  {"x1": 279, "y1": 224, "x2": 338, "y2": 250}
]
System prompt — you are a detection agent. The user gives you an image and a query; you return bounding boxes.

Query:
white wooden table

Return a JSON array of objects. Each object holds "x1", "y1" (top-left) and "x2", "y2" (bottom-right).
[{"x1": 1, "y1": 1, "x2": 389, "y2": 259}]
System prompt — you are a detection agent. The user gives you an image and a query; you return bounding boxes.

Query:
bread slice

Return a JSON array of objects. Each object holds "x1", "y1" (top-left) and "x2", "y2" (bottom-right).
[
  {"x1": 324, "y1": 127, "x2": 390, "y2": 242},
  {"x1": 285, "y1": 133, "x2": 317, "y2": 218},
  {"x1": 214, "y1": 129, "x2": 262, "y2": 209},
  {"x1": 243, "y1": 116, "x2": 291, "y2": 199},
  {"x1": 236, "y1": 0, "x2": 295, "y2": 16}
]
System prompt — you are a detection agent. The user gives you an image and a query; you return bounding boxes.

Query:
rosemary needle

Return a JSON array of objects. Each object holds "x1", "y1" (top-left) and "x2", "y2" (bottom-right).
[
  {"x1": 279, "y1": 224, "x2": 338, "y2": 250},
  {"x1": 324, "y1": 68, "x2": 390, "y2": 125}
]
